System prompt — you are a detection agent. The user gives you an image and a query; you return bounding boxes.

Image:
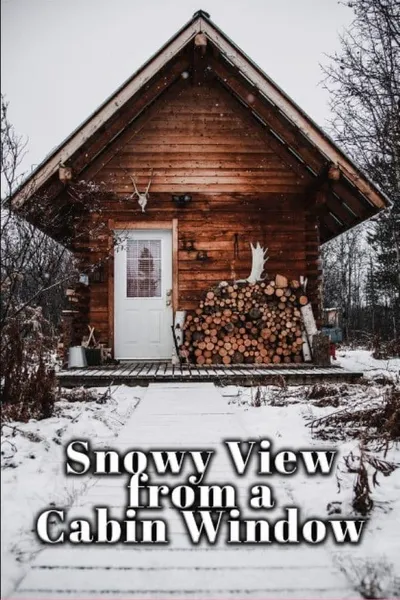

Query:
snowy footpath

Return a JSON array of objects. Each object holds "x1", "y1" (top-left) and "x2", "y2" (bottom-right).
[{"x1": 9, "y1": 382, "x2": 355, "y2": 599}]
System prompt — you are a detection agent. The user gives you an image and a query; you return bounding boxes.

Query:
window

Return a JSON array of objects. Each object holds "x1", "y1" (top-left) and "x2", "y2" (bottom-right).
[{"x1": 126, "y1": 239, "x2": 161, "y2": 298}]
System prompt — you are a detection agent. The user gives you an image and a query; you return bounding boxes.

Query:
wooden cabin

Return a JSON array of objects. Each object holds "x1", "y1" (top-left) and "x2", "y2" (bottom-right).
[{"x1": 11, "y1": 10, "x2": 389, "y2": 363}]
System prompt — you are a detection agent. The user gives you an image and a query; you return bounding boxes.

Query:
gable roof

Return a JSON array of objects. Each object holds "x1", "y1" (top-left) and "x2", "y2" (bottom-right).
[{"x1": 11, "y1": 9, "x2": 390, "y2": 243}]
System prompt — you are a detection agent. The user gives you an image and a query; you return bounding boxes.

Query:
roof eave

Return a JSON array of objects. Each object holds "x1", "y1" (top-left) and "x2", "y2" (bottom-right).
[
  {"x1": 197, "y1": 18, "x2": 390, "y2": 211},
  {"x1": 10, "y1": 12, "x2": 203, "y2": 209},
  {"x1": 10, "y1": 9, "x2": 390, "y2": 218}
]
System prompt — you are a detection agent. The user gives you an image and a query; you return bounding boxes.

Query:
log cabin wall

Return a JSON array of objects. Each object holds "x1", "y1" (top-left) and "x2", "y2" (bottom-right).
[
  {"x1": 78, "y1": 81, "x2": 319, "y2": 350},
  {"x1": 11, "y1": 14, "x2": 388, "y2": 361}
]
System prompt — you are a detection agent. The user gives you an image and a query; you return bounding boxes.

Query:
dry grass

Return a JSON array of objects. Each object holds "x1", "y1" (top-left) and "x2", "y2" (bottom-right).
[
  {"x1": 335, "y1": 556, "x2": 400, "y2": 599},
  {"x1": 337, "y1": 447, "x2": 396, "y2": 516},
  {"x1": 62, "y1": 387, "x2": 107, "y2": 404},
  {"x1": 308, "y1": 386, "x2": 400, "y2": 449},
  {"x1": 1, "y1": 307, "x2": 58, "y2": 423}
]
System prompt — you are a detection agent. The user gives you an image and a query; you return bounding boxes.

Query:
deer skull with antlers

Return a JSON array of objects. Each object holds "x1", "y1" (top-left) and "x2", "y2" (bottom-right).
[{"x1": 125, "y1": 169, "x2": 154, "y2": 212}]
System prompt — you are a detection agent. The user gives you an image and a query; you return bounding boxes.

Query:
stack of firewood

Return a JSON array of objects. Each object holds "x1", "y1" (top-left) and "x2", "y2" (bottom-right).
[{"x1": 181, "y1": 275, "x2": 308, "y2": 365}]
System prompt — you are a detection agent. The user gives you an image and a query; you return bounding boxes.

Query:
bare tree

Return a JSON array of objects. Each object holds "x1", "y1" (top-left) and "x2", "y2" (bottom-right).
[
  {"x1": 1, "y1": 95, "x2": 73, "y2": 333},
  {"x1": 322, "y1": 0, "x2": 400, "y2": 343},
  {"x1": 1, "y1": 96, "x2": 130, "y2": 410},
  {"x1": 322, "y1": 228, "x2": 368, "y2": 342},
  {"x1": 1, "y1": 96, "x2": 76, "y2": 412},
  {"x1": 1, "y1": 96, "x2": 124, "y2": 337}
]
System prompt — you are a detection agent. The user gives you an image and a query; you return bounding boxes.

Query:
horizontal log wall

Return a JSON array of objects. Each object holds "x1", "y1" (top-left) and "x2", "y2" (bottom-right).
[
  {"x1": 97, "y1": 85, "x2": 303, "y2": 194},
  {"x1": 74, "y1": 81, "x2": 319, "y2": 349}
]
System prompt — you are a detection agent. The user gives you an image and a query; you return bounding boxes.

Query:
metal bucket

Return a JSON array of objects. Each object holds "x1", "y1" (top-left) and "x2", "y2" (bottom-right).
[{"x1": 68, "y1": 346, "x2": 88, "y2": 369}]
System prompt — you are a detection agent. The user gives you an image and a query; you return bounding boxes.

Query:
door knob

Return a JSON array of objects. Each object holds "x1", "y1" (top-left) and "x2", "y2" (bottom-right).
[{"x1": 166, "y1": 289, "x2": 172, "y2": 306}]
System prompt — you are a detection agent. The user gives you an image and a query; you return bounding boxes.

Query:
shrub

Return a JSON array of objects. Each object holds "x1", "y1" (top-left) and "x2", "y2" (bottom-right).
[
  {"x1": 1, "y1": 306, "x2": 58, "y2": 422},
  {"x1": 336, "y1": 557, "x2": 398, "y2": 599}
]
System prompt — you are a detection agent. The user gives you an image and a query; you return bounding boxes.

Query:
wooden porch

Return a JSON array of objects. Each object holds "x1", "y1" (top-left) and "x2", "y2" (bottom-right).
[{"x1": 57, "y1": 361, "x2": 363, "y2": 387}]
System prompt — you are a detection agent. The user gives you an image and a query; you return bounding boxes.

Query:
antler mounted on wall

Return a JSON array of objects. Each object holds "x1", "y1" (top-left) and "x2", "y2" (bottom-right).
[
  {"x1": 236, "y1": 242, "x2": 269, "y2": 285},
  {"x1": 124, "y1": 168, "x2": 154, "y2": 212}
]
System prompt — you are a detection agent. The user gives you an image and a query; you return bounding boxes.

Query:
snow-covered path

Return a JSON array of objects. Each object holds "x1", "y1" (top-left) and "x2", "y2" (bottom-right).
[{"x1": 12, "y1": 382, "x2": 352, "y2": 599}]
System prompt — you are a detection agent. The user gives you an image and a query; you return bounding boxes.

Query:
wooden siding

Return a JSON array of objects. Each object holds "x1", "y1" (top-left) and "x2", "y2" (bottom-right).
[
  {"x1": 95, "y1": 83, "x2": 304, "y2": 194},
  {"x1": 73, "y1": 81, "x2": 318, "y2": 350}
]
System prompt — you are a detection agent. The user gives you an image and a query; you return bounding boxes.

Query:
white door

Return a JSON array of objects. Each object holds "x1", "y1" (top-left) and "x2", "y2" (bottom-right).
[{"x1": 114, "y1": 230, "x2": 173, "y2": 359}]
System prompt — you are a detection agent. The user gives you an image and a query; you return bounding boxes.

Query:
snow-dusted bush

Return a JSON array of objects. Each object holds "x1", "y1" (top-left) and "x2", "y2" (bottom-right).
[
  {"x1": 1, "y1": 306, "x2": 58, "y2": 421},
  {"x1": 336, "y1": 556, "x2": 399, "y2": 599}
]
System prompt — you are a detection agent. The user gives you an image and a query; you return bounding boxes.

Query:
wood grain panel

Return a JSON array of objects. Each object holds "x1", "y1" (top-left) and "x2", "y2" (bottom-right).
[
  {"x1": 95, "y1": 81, "x2": 305, "y2": 196},
  {"x1": 79, "y1": 81, "x2": 316, "y2": 349}
]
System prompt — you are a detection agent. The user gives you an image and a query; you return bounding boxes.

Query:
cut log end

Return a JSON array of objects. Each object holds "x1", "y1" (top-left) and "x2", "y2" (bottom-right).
[{"x1": 182, "y1": 275, "x2": 308, "y2": 366}]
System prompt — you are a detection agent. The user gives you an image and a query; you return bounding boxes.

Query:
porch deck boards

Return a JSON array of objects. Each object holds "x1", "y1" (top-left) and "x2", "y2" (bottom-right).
[{"x1": 57, "y1": 362, "x2": 363, "y2": 387}]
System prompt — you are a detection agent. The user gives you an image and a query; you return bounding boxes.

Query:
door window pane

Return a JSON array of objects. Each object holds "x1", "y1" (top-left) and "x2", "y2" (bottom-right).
[{"x1": 126, "y1": 239, "x2": 161, "y2": 298}]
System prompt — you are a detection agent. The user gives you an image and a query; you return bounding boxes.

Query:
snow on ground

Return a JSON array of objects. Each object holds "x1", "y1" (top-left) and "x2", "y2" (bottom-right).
[
  {"x1": 224, "y1": 386, "x2": 400, "y2": 589},
  {"x1": 1, "y1": 349, "x2": 399, "y2": 599},
  {"x1": 1, "y1": 385, "x2": 146, "y2": 598},
  {"x1": 221, "y1": 350, "x2": 400, "y2": 597},
  {"x1": 337, "y1": 347, "x2": 400, "y2": 382}
]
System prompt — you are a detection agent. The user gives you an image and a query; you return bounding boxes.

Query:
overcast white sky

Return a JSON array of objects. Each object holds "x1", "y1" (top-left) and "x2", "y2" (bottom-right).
[{"x1": 1, "y1": 0, "x2": 354, "y2": 176}]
